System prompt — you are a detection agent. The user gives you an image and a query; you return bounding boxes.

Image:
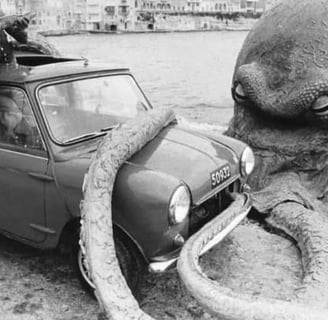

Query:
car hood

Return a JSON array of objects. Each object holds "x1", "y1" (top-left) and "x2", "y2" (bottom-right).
[
  {"x1": 54, "y1": 124, "x2": 243, "y2": 207},
  {"x1": 126, "y1": 125, "x2": 241, "y2": 205}
]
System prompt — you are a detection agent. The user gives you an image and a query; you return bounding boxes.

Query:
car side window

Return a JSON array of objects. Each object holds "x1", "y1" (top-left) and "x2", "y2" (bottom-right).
[{"x1": 0, "y1": 87, "x2": 45, "y2": 151}]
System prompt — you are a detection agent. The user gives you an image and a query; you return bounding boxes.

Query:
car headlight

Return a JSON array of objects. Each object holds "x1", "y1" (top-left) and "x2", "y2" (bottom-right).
[
  {"x1": 240, "y1": 146, "x2": 255, "y2": 177},
  {"x1": 169, "y1": 185, "x2": 191, "y2": 224}
]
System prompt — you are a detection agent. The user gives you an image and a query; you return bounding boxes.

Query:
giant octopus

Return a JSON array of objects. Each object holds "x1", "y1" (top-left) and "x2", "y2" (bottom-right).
[{"x1": 80, "y1": 0, "x2": 328, "y2": 319}]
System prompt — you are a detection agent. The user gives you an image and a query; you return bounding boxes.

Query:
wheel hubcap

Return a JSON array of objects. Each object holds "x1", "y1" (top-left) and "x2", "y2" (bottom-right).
[{"x1": 78, "y1": 248, "x2": 95, "y2": 289}]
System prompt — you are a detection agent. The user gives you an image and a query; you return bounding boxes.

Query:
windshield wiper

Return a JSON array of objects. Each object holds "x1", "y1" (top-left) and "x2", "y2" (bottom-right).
[
  {"x1": 64, "y1": 132, "x2": 106, "y2": 144},
  {"x1": 100, "y1": 124, "x2": 121, "y2": 132},
  {"x1": 63, "y1": 125, "x2": 121, "y2": 144}
]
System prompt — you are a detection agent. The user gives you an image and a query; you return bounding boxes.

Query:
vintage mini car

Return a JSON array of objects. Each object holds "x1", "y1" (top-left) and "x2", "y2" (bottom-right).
[{"x1": 0, "y1": 53, "x2": 254, "y2": 293}]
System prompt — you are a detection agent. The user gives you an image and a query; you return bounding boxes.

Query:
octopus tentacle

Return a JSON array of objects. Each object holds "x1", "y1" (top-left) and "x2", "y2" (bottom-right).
[
  {"x1": 268, "y1": 202, "x2": 328, "y2": 308},
  {"x1": 252, "y1": 174, "x2": 328, "y2": 309},
  {"x1": 79, "y1": 0, "x2": 328, "y2": 318},
  {"x1": 80, "y1": 108, "x2": 174, "y2": 319},
  {"x1": 177, "y1": 174, "x2": 328, "y2": 319},
  {"x1": 80, "y1": 107, "x2": 328, "y2": 320}
]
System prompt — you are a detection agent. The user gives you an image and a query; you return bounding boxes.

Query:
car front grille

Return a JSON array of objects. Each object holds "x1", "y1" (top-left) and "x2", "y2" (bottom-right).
[{"x1": 189, "y1": 179, "x2": 240, "y2": 235}]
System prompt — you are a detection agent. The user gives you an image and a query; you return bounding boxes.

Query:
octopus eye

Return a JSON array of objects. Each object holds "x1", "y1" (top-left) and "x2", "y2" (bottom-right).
[
  {"x1": 311, "y1": 96, "x2": 328, "y2": 117},
  {"x1": 232, "y1": 82, "x2": 248, "y2": 104}
]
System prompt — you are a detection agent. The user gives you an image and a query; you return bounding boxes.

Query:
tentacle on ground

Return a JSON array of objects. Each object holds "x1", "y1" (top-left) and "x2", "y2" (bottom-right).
[
  {"x1": 252, "y1": 173, "x2": 328, "y2": 309},
  {"x1": 80, "y1": 108, "x2": 174, "y2": 320},
  {"x1": 177, "y1": 172, "x2": 328, "y2": 320},
  {"x1": 268, "y1": 203, "x2": 328, "y2": 307}
]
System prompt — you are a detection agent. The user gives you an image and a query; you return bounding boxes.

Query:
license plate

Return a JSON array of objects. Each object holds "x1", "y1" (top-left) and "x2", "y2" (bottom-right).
[{"x1": 210, "y1": 165, "x2": 231, "y2": 189}]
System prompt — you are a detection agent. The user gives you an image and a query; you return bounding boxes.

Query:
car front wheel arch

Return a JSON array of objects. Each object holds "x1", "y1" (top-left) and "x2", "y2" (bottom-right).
[{"x1": 71, "y1": 224, "x2": 145, "y2": 297}]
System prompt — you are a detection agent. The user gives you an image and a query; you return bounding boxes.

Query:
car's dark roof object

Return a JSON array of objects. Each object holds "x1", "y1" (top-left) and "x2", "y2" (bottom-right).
[{"x1": 0, "y1": 55, "x2": 130, "y2": 84}]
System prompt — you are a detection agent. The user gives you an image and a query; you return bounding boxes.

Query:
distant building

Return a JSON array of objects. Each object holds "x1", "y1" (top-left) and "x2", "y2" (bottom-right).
[
  {"x1": 16, "y1": 0, "x2": 26, "y2": 14},
  {"x1": 169, "y1": 0, "x2": 186, "y2": 12},
  {"x1": 21, "y1": 0, "x2": 67, "y2": 31},
  {"x1": 102, "y1": 0, "x2": 136, "y2": 31},
  {"x1": 0, "y1": 0, "x2": 270, "y2": 32},
  {"x1": 72, "y1": 0, "x2": 87, "y2": 30},
  {"x1": 168, "y1": 0, "x2": 241, "y2": 13},
  {"x1": 200, "y1": 0, "x2": 240, "y2": 13},
  {"x1": 85, "y1": 0, "x2": 102, "y2": 30},
  {"x1": 0, "y1": 0, "x2": 17, "y2": 14},
  {"x1": 240, "y1": 0, "x2": 265, "y2": 12},
  {"x1": 187, "y1": 0, "x2": 201, "y2": 12},
  {"x1": 139, "y1": 0, "x2": 157, "y2": 11},
  {"x1": 226, "y1": 0, "x2": 242, "y2": 12}
]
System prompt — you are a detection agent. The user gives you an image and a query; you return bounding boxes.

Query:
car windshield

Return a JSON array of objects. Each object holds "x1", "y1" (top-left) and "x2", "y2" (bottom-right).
[{"x1": 38, "y1": 74, "x2": 150, "y2": 144}]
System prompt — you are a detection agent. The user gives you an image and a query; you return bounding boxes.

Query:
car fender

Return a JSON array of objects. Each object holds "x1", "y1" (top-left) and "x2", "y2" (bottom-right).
[
  {"x1": 113, "y1": 162, "x2": 189, "y2": 259},
  {"x1": 52, "y1": 157, "x2": 187, "y2": 259}
]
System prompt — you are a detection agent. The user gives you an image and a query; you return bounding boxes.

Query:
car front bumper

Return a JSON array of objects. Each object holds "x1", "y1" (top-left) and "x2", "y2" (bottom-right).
[{"x1": 148, "y1": 192, "x2": 252, "y2": 273}]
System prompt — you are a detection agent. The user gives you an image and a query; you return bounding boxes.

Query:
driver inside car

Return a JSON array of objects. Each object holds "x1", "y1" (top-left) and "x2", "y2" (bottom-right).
[
  {"x1": 0, "y1": 95, "x2": 41, "y2": 148},
  {"x1": 0, "y1": 95, "x2": 23, "y2": 143}
]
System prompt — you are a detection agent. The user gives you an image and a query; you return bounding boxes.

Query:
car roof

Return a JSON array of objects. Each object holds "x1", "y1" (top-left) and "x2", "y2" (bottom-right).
[{"x1": 0, "y1": 54, "x2": 130, "y2": 84}]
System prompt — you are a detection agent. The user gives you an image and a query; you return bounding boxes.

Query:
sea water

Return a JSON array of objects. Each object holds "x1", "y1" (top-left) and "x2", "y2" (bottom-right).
[{"x1": 48, "y1": 31, "x2": 248, "y2": 130}]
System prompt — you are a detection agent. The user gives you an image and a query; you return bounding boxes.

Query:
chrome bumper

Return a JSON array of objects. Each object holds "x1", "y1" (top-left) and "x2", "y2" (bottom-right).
[{"x1": 148, "y1": 192, "x2": 252, "y2": 273}]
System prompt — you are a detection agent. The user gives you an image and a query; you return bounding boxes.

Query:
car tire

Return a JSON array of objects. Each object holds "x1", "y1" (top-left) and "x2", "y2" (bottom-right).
[{"x1": 72, "y1": 228, "x2": 143, "y2": 297}]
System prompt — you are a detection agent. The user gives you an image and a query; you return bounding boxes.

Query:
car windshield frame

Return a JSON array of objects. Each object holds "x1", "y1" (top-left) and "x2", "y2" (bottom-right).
[{"x1": 36, "y1": 72, "x2": 152, "y2": 146}]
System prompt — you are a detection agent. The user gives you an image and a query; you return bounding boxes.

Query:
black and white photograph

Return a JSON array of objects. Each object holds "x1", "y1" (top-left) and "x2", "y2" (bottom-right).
[{"x1": 0, "y1": 0, "x2": 327, "y2": 319}]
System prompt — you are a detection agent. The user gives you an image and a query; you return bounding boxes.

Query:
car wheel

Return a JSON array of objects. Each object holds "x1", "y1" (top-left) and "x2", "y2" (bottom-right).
[{"x1": 72, "y1": 228, "x2": 143, "y2": 297}]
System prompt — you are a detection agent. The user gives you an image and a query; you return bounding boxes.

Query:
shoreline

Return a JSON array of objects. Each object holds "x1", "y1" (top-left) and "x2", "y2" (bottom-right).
[
  {"x1": 40, "y1": 26, "x2": 252, "y2": 37},
  {"x1": 35, "y1": 12, "x2": 259, "y2": 37}
]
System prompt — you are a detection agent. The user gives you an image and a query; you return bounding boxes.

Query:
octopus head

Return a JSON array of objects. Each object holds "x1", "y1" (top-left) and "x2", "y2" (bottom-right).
[
  {"x1": 231, "y1": 0, "x2": 328, "y2": 125},
  {"x1": 228, "y1": 0, "x2": 328, "y2": 194}
]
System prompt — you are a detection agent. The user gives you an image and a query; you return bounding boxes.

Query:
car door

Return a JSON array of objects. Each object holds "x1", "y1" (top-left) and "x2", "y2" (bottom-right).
[{"x1": 0, "y1": 86, "x2": 48, "y2": 243}]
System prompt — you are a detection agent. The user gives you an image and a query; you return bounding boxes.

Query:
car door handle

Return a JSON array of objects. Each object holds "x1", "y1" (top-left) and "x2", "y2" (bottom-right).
[{"x1": 28, "y1": 172, "x2": 54, "y2": 182}]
